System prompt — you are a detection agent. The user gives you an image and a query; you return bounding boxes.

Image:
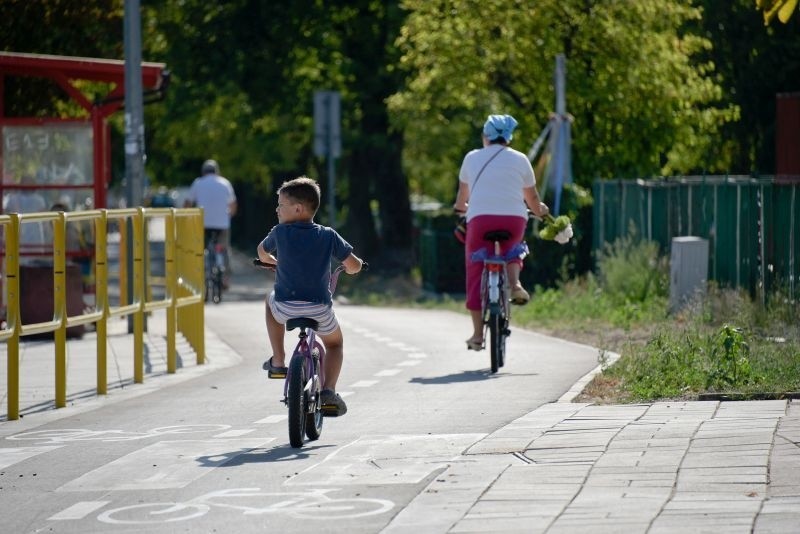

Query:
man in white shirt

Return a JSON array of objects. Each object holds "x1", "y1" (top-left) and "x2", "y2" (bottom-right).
[{"x1": 185, "y1": 159, "x2": 237, "y2": 285}]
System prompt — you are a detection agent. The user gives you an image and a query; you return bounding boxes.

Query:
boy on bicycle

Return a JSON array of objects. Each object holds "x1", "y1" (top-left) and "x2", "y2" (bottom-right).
[{"x1": 257, "y1": 176, "x2": 363, "y2": 417}]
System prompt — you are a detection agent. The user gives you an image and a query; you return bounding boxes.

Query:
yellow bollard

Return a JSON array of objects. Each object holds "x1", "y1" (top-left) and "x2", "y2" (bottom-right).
[
  {"x1": 95, "y1": 211, "x2": 109, "y2": 395},
  {"x1": 53, "y1": 212, "x2": 67, "y2": 408},
  {"x1": 4, "y1": 215, "x2": 21, "y2": 420}
]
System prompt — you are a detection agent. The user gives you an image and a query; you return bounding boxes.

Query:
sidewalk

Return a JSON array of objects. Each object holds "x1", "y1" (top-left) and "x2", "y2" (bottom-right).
[
  {"x1": 0, "y1": 310, "x2": 240, "y2": 425},
  {"x1": 383, "y1": 399, "x2": 800, "y2": 533}
]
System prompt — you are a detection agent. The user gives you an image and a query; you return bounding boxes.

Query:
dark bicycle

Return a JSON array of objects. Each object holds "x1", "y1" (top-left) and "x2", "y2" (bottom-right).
[
  {"x1": 471, "y1": 234, "x2": 528, "y2": 373},
  {"x1": 204, "y1": 230, "x2": 226, "y2": 304}
]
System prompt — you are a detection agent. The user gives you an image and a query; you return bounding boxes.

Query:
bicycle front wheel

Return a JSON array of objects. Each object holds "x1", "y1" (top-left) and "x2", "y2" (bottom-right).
[
  {"x1": 287, "y1": 355, "x2": 308, "y2": 448},
  {"x1": 305, "y1": 349, "x2": 323, "y2": 441}
]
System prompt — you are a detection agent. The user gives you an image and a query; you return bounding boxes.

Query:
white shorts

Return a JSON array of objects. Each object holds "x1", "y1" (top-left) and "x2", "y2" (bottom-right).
[{"x1": 268, "y1": 292, "x2": 339, "y2": 336}]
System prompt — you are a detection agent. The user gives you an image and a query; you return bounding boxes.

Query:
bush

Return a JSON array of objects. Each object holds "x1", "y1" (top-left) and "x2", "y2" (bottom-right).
[{"x1": 595, "y1": 230, "x2": 668, "y2": 305}]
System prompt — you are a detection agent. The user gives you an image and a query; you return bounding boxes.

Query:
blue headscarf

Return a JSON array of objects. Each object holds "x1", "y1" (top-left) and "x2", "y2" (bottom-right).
[{"x1": 483, "y1": 114, "x2": 518, "y2": 142}]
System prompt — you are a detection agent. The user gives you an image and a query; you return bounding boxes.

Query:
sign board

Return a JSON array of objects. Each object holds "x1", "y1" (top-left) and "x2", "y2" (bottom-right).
[{"x1": 313, "y1": 91, "x2": 341, "y2": 158}]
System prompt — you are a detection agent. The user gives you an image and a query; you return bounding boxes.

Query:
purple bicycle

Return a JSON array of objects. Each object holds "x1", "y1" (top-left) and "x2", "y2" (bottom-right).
[{"x1": 253, "y1": 259, "x2": 365, "y2": 448}]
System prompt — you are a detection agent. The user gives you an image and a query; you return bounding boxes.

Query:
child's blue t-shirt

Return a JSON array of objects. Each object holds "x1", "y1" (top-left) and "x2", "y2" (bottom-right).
[{"x1": 260, "y1": 221, "x2": 353, "y2": 304}]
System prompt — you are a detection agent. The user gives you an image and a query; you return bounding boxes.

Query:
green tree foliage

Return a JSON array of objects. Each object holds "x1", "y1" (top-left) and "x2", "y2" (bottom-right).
[
  {"x1": 389, "y1": 0, "x2": 739, "y2": 203},
  {"x1": 141, "y1": 0, "x2": 411, "y2": 266},
  {"x1": 0, "y1": 0, "x2": 124, "y2": 117},
  {"x1": 692, "y1": 0, "x2": 800, "y2": 174}
]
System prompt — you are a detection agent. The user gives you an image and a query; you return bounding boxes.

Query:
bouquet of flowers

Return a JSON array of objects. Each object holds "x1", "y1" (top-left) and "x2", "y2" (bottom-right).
[{"x1": 538, "y1": 213, "x2": 574, "y2": 244}]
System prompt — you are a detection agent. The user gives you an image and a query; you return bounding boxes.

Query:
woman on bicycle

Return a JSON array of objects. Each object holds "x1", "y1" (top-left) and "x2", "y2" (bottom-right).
[
  {"x1": 257, "y1": 176, "x2": 363, "y2": 416},
  {"x1": 453, "y1": 114, "x2": 549, "y2": 351}
]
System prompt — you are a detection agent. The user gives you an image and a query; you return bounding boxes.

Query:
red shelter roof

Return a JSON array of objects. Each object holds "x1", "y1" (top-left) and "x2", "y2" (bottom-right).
[{"x1": 0, "y1": 51, "x2": 169, "y2": 209}]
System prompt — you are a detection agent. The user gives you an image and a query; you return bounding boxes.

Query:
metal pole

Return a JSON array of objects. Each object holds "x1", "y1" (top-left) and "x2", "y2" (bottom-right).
[
  {"x1": 327, "y1": 154, "x2": 336, "y2": 229},
  {"x1": 124, "y1": 0, "x2": 146, "y2": 332},
  {"x1": 326, "y1": 95, "x2": 336, "y2": 229}
]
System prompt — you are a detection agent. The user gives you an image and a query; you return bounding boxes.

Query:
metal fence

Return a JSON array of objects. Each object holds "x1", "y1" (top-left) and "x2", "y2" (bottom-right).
[
  {"x1": 593, "y1": 176, "x2": 799, "y2": 298},
  {"x1": 0, "y1": 207, "x2": 205, "y2": 420}
]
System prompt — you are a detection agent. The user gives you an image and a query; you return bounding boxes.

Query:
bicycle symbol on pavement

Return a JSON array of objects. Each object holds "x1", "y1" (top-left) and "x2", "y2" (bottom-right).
[
  {"x1": 96, "y1": 487, "x2": 394, "y2": 524},
  {"x1": 7, "y1": 425, "x2": 231, "y2": 444}
]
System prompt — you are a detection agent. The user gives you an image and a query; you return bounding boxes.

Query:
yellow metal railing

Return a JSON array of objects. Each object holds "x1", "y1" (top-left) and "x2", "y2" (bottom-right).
[{"x1": 1, "y1": 207, "x2": 205, "y2": 420}]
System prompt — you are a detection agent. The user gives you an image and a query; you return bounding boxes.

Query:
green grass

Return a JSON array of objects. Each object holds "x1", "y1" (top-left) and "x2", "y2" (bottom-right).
[{"x1": 342, "y1": 235, "x2": 799, "y2": 403}]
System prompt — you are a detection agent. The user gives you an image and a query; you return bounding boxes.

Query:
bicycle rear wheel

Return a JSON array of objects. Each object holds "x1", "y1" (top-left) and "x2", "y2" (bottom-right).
[
  {"x1": 287, "y1": 354, "x2": 307, "y2": 448},
  {"x1": 209, "y1": 267, "x2": 221, "y2": 303},
  {"x1": 488, "y1": 310, "x2": 502, "y2": 373}
]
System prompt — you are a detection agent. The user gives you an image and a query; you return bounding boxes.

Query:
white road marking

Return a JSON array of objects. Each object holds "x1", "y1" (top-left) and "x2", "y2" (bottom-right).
[
  {"x1": 287, "y1": 434, "x2": 486, "y2": 486},
  {"x1": 253, "y1": 415, "x2": 287, "y2": 424},
  {"x1": 57, "y1": 438, "x2": 273, "y2": 491},
  {"x1": 349, "y1": 380, "x2": 379, "y2": 388},
  {"x1": 387, "y1": 342, "x2": 407, "y2": 349},
  {"x1": 48, "y1": 501, "x2": 110, "y2": 520},
  {"x1": 374, "y1": 369, "x2": 401, "y2": 377},
  {"x1": 338, "y1": 391, "x2": 355, "y2": 398},
  {"x1": 213, "y1": 429, "x2": 256, "y2": 438},
  {"x1": 375, "y1": 336, "x2": 393, "y2": 343},
  {"x1": 397, "y1": 360, "x2": 421, "y2": 367},
  {"x1": 408, "y1": 352, "x2": 428, "y2": 359},
  {"x1": 0, "y1": 446, "x2": 62, "y2": 469},
  {"x1": 361, "y1": 332, "x2": 381, "y2": 339}
]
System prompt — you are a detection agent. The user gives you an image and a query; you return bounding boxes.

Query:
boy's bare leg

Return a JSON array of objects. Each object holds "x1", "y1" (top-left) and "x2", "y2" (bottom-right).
[
  {"x1": 319, "y1": 327, "x2": 344, "y2": 391},
  {"x1": 265, "y1": 298, "x2": 286, "y2": 366}
]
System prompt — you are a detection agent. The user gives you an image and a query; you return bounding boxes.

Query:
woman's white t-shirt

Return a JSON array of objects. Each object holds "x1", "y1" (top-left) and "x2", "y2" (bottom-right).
[{"x1": 459, "y1": 145, "x2": 536, "y2": 222}]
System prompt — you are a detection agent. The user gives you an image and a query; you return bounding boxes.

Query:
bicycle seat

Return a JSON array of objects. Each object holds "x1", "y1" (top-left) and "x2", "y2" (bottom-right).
[
  {"x1": 286, "y1": 317, "x2": 319, "y2": 331},
  {"x1": 483, "y1": 230, "x2": 511, "y2": 242}
]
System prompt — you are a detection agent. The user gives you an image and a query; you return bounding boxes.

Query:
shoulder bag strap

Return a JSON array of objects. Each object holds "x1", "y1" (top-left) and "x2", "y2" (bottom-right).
[{"x1": 470, "y1": 146, "x2": 506, "y2": 192}]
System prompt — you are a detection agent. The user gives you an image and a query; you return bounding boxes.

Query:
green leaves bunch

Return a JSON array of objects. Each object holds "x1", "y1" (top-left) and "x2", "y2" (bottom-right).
[{"x1": 538, "y1": 214, "x2": 572, "y2": 241}]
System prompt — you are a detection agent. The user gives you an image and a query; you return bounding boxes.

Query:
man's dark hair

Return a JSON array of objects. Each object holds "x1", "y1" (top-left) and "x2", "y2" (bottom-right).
[{"x1": 279, "y1": 176, "x2": 321, "y2": 213}]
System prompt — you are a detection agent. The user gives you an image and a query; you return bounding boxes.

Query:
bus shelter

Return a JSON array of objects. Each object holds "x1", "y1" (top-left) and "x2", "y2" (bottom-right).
[{"x1": 0, "y1": 51, "x2": 168, "y2": 326}]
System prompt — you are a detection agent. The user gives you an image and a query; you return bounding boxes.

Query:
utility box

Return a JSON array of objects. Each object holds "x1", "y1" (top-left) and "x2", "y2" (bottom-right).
[{"x1": 669, "y1": 236, "x2": 709, "y2": 313}]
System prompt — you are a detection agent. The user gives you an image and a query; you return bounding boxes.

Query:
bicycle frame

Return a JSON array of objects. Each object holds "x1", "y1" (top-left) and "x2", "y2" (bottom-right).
[{"x1": 283, "y1": 325, "x2": 324, "y2": 401}]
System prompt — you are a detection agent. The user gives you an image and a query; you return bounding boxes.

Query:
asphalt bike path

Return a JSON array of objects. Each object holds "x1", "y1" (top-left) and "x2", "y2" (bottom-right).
[{"x1": 0, "y1": 252, "x2": 798, "y2": 533}]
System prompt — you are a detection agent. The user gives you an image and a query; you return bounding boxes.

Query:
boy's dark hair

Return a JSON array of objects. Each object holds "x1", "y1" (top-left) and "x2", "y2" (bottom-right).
[{"x1": 279, "y1": 176, "x2": 321, "y2": 213}]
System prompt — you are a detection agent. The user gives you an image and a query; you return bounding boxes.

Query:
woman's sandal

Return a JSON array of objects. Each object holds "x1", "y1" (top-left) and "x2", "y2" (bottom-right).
[
  {"x1": 466, "y1": 338, "x2": 484, "y2": 351},
  {"x1": 262, "y1": 356, "x2": 288, "y2": 379}
]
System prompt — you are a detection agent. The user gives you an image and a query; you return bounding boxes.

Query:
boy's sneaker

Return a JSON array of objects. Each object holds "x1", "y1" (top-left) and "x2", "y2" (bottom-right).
[{"x1": 320, "y1": 389, "x2": 347, "y2": 417}]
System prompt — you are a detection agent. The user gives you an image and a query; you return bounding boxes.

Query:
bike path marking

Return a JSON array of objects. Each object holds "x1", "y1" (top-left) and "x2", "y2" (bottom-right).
[
  {"x1": 0, "y1": 445, "x2": 62, "y2": 469},
  {"x1": 286, "y1": 434, "x2": 485, "y2": 486},
  {"x1": 57, "y1": 438, "x2": 273, "y2": 491},
  {"x1": 254, "y1": 414, "x2": 287, "y2": 424},
  {"x1": 48, "y1": 500, "x2": 110, "y2": 520},
  {"x1": 349, "y1": 380, "x2": 379, "y2": 388},
  {"x1": 374, "y1": 369, "x2": 401, "y2": 377},
  {"x1": 213, "y1": 429, "x2": 256, "y2": 438}
]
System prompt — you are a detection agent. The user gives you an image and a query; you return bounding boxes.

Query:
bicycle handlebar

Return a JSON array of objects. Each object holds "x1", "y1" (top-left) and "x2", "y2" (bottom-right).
[{"x1": 252, "y1": 258, "x2": 369, "y2": 272}]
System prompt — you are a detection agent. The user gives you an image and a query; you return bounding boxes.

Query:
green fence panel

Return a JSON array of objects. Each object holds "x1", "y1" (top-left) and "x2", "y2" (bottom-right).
[
  {"x1": 419, "y1": 228, "x2": 465, "y2": 293},
  {"x1": 593, "y1": 176, "x2": 799, "y2": 298}
]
